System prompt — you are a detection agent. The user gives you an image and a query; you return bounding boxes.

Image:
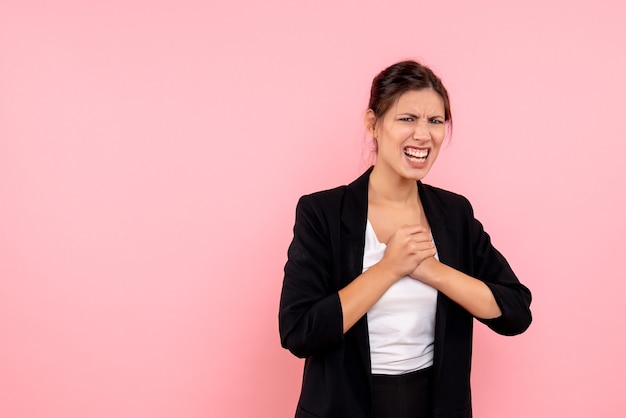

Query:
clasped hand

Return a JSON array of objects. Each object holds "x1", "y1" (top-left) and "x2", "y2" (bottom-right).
[{"x1": 379, "y1": 224, "x2": 437, "y2": 281}]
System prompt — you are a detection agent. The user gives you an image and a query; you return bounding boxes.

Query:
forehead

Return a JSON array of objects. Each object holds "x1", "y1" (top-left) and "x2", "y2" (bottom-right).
[{"x1": 393, "y1": 89, "x2": 444, "y2": 114}]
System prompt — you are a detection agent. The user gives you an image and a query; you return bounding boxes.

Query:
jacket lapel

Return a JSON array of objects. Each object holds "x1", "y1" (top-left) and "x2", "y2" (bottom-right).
[
  {"x1": 340, "y1": 168, "x2": 371, "y2": 286},
  {"x1": 340, "y1": 168, "x2": 373, "y2": 383},
  {"x1": 418, "y1": 182, "x2": 460, "y2": 391}
]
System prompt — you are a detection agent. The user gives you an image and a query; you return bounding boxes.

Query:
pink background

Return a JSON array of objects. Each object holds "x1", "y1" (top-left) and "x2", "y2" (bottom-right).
[{"x1": 1, "y1": 1, "x2": 625, "y2": 417}]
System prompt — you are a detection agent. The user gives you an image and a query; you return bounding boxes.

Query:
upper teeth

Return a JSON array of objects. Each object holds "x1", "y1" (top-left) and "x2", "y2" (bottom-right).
[{"x1": 405, "y1": 148, "x2": 428, "y2": 158}]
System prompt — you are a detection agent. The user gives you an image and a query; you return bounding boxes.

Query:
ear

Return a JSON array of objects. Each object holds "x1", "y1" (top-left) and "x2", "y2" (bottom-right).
[{"x1": 364, "y1": 109, "x2": 377, "y2": 137}]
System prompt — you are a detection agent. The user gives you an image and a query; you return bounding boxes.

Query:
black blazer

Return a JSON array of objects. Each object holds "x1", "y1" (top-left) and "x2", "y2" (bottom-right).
[{"x1": 279, "y1": 168, "x2": 532, "y2": 418}]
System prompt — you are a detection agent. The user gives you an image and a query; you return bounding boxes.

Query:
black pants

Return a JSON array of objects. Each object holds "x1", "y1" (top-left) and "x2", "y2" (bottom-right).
[{"x1": 371, "y1": 367, "x2": 433, "y2": 418}]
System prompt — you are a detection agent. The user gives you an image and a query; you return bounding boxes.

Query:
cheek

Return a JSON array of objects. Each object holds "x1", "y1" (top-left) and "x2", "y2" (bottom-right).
[
  {"x1": 432, "y1": 128, "x2": 446, "y2": 144},
  {"x1": 389, "y1": 125, "x2": 414, "y2": 140}
]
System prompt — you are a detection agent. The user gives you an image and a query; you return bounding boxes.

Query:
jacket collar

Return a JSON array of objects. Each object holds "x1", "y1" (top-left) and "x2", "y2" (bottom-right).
[
  {"x1": 418, "y1": 181, "x2": 459, "y2": 269},
  {"x1": 341, "y1": 167, "x2": 371, "y2": 234},
  {"x1": 342, "y1": 167, "x2": 453, "y2": 233}
]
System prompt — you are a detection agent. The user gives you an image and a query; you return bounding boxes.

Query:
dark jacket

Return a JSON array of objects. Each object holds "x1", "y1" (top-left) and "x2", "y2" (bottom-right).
[{"x1": 279, "y1": 168, "x2": 532, "y2": 418}]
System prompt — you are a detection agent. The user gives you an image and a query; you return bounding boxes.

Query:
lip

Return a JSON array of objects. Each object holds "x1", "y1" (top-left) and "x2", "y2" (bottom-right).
[{"x1": 403, "y1": 145, "x2": 430, "y2": 154}]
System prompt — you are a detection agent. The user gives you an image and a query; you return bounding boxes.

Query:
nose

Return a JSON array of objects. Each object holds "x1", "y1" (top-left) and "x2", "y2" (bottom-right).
[{"x1": 413, "y1": 120, "x2": 431, "y2": 140}]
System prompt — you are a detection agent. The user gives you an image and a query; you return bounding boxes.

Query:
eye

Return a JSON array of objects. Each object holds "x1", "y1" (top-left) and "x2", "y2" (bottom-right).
[
  {"x1": 429, "y1": 118, "x2": 444, "y2": 124},
  {"x1": 398, "y1": 117, "x2": 414, "y2": 122}
]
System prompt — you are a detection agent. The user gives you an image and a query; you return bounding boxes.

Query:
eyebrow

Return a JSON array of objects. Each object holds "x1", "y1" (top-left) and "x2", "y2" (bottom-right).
[{"x1": 398, "y1": 112, "x2": 445, "y2": 119}]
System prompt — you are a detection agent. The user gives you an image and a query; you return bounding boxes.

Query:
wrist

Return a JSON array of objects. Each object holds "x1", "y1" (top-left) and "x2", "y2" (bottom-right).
[
  {"x1": 412, "y1": 257, "x2": 440, "y2": 284},
  {"x1": 372, "y1": 259, "x2": 404, "y2": 283}
]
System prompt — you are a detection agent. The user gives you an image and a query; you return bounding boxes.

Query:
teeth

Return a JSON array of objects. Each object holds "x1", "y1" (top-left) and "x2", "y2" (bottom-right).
[{"x1": 404, "y1": 148, "x2": 428, "y2": 159}]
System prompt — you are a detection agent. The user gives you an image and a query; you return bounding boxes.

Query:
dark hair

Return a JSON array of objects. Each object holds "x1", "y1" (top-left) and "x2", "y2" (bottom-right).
[{"x1": 368, "y1": 60, "x2": 452, "y2": 126}]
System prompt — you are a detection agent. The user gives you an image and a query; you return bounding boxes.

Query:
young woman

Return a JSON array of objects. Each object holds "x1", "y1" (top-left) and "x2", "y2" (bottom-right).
[{"x1": 279, "y1": 60, "x2": 532, "y2": 418}]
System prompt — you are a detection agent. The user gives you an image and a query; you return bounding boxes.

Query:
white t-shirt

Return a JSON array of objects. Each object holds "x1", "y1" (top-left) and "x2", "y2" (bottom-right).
[{"x1": 364, "y1": 220, "x2": 438, "y2": 375}]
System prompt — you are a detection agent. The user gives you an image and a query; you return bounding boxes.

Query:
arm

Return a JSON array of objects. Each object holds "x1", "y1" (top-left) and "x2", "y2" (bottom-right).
[
  {"x1": 411, "y1": 257, "x2": 502, "y2": 319},
  {"x1": 470, "y1": 221, "x2": 533, "y2": 336},
  {"x1": 279, "y1": 195, "x2": 342, "y2": 358},
  {"x1": 412, "y1": 195, "x2": 532, "y2": 336},
  {"x1": 465, "y1": 197, "x2": 532, "y2": 335}
]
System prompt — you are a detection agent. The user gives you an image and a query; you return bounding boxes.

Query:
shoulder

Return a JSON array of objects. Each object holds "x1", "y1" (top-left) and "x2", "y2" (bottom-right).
[
  {"x1": 300, "y1": 184, "x2": 349, "y2": 205},
  {"x1": 297, "y1": 167, "x2": 370, "y2": 212},
  {"x1": 418, "y1": 183, "x2": 478, "y2": 231},
  {"x1": 294, "y1": 185, "x2": 349, "y2": 226}
]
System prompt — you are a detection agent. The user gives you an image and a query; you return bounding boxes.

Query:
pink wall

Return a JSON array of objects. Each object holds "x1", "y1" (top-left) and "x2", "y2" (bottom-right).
[{"x1": 1, "y1": 1, "x2": 625, "y2": 417}]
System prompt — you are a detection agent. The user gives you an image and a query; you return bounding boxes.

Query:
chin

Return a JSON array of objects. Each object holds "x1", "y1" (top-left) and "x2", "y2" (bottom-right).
[{"x1": 401, "y1": 165, "x2": 432, "y2": 181}]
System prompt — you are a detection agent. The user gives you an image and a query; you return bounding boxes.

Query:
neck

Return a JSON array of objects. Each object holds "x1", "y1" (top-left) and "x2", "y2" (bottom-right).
[{"x1": 368, "y1": 165, "x2": 419, "y2": 206}]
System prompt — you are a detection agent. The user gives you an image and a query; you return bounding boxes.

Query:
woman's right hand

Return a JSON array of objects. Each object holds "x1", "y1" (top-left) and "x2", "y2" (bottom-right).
[{"x1": 378, "y1": 224, "x2": 436, "y2": 279}]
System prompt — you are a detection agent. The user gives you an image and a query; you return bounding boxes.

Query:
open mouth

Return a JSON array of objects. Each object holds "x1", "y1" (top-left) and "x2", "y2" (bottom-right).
[{"x1": 404, "y1": 147, "x2": 429, "y2": 163}]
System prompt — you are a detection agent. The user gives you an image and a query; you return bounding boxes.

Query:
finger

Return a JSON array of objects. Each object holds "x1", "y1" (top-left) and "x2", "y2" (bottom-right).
[
  {"x1": 410, "y1": 233, "x2": 434, "y2": 244},
  {"x1": 407, "y1": 240, "x2": 434, "y2": 255},
  {"x1": 414, "y1": 243, "x2": 435, "y2": 254}
]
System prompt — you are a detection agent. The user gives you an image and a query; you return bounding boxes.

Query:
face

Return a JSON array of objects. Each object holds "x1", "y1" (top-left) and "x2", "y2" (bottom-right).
[{"x1": 367, "y1": 89, "x2": 446, "y2": 182}]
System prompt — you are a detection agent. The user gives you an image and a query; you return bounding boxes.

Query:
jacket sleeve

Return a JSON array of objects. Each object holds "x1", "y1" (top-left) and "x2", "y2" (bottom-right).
[
  {"x1": 463, "y1": 197, "x2": 533, "y2": 336},
  {"x1": 279, "y1": 194, "x2": 344, "y2": 358}
]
